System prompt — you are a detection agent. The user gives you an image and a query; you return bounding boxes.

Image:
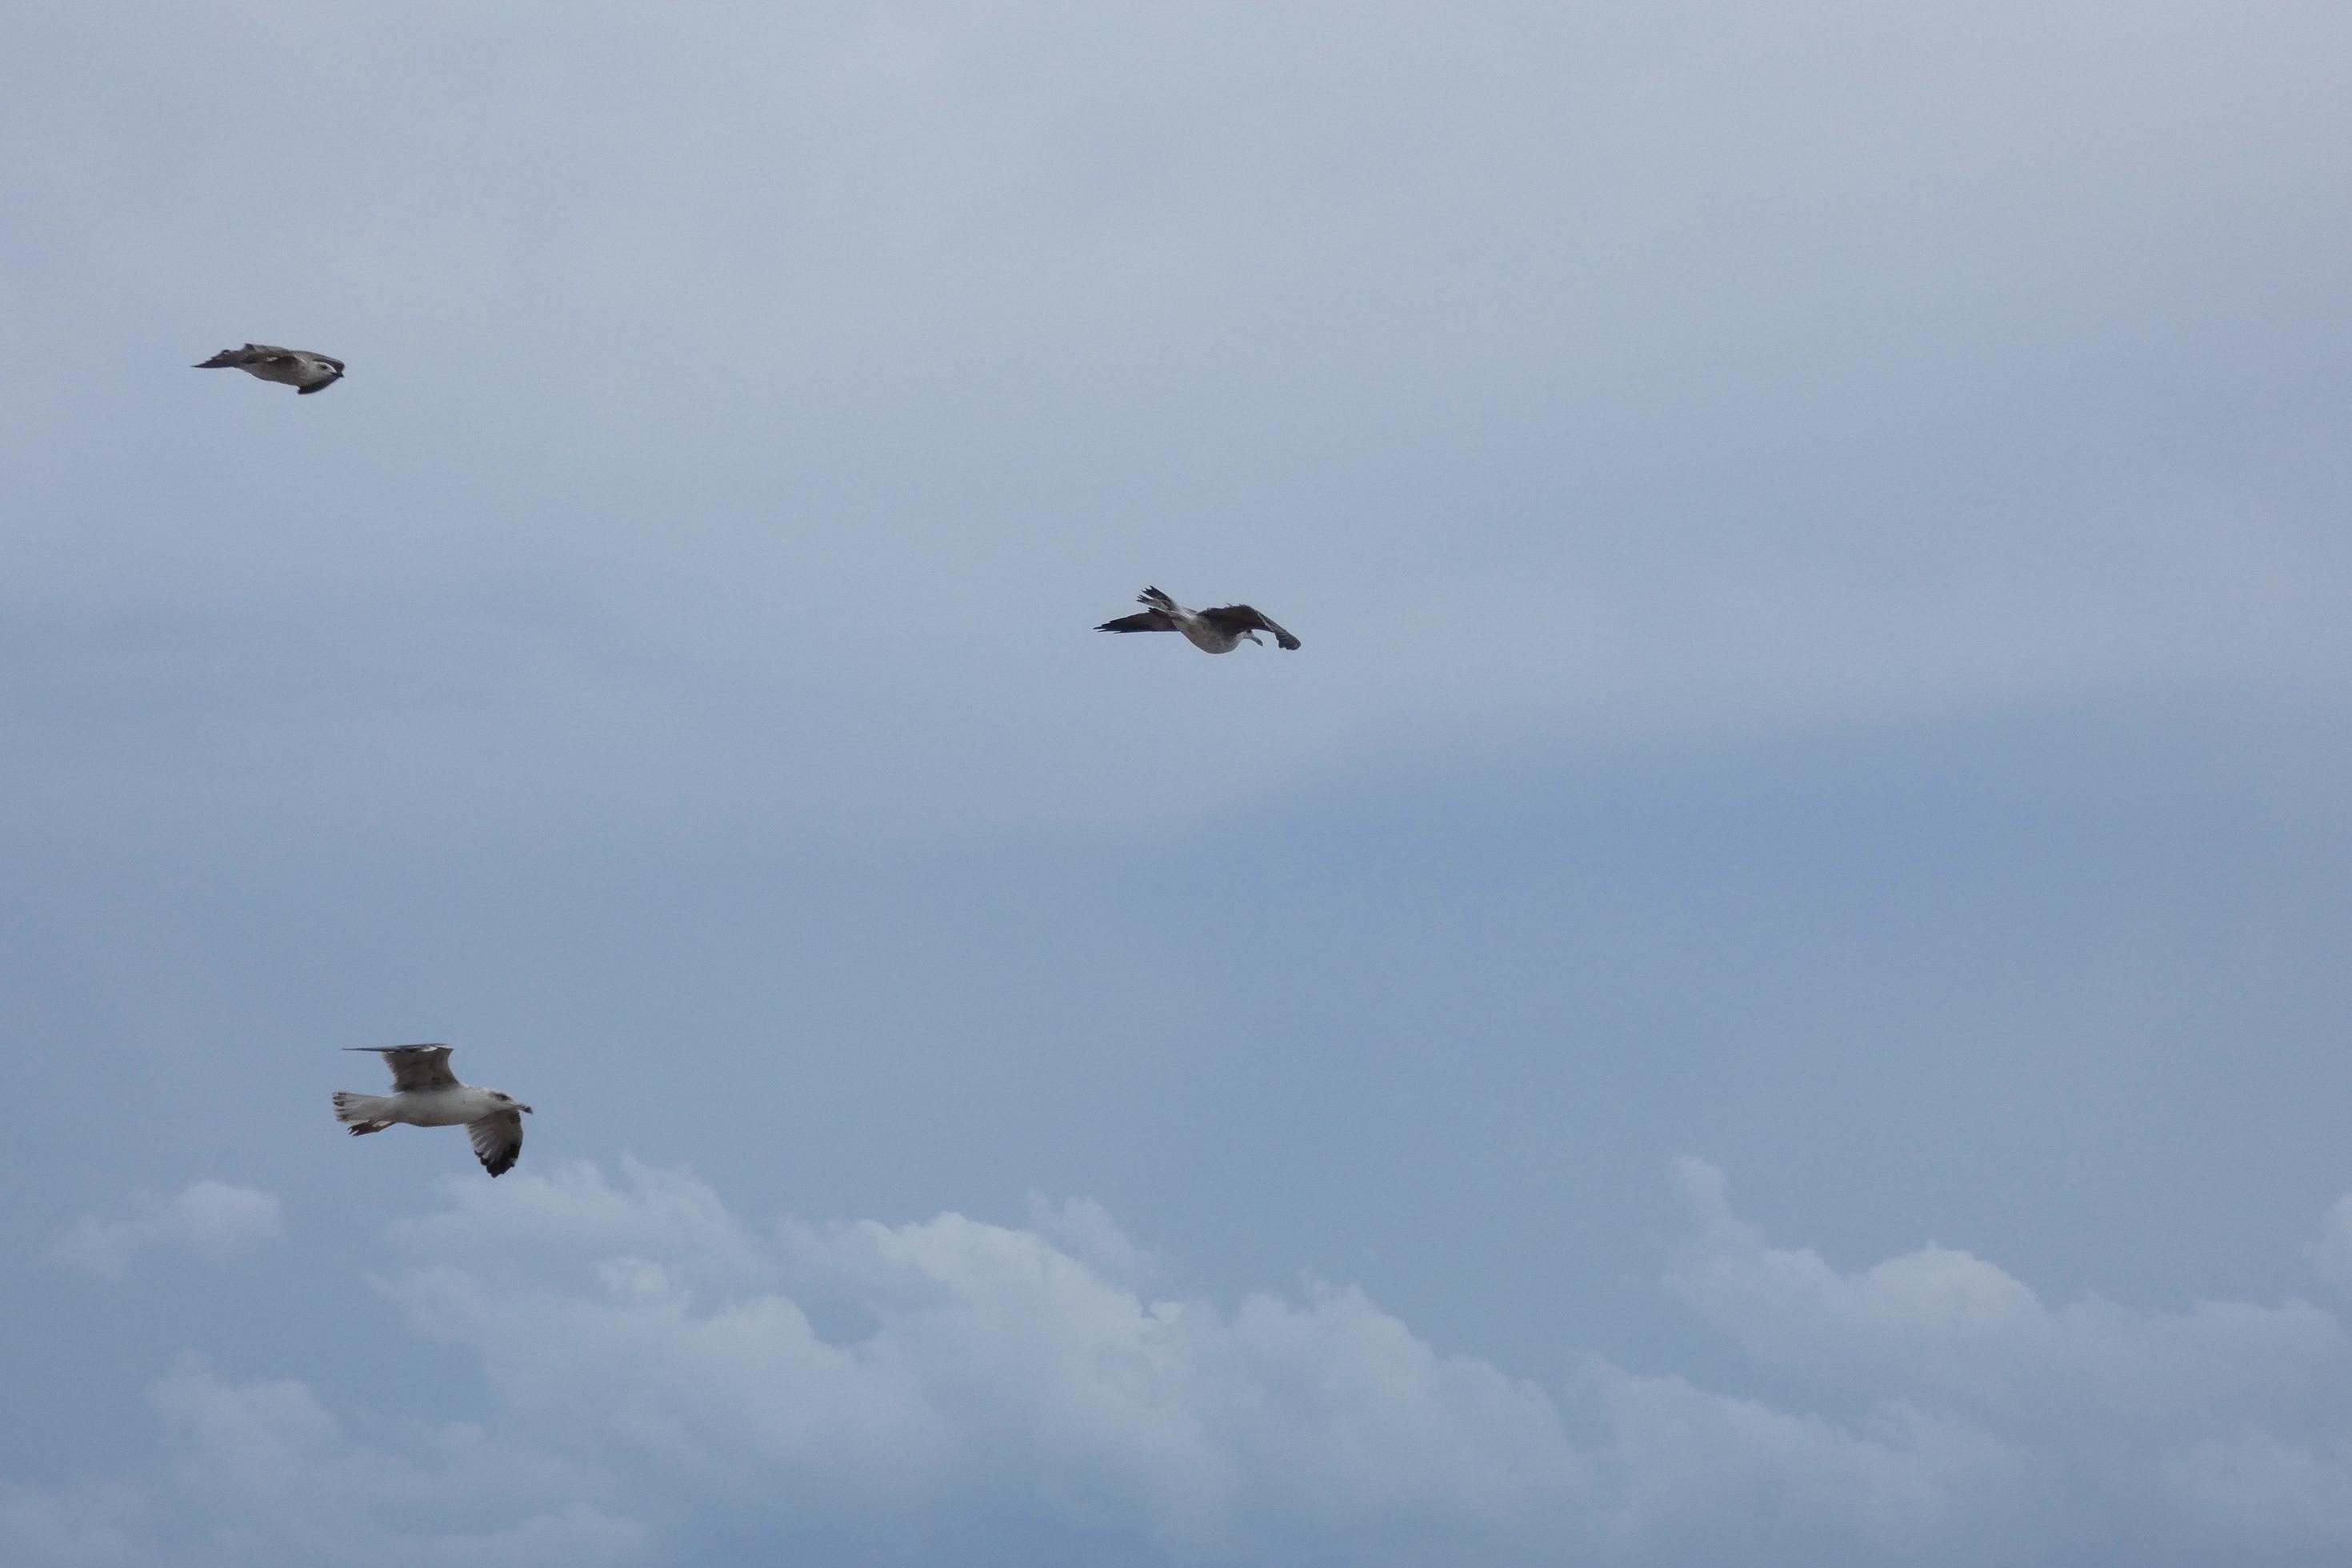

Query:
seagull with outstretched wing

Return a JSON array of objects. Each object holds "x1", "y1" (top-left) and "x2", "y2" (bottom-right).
[
  {"x1": 1096, "y1": 586, "x2": 1300, "y2": 654},
  {"x1": 194, "y1": 343, "x2": 346, "y2": 394},
  {"x1": 332, "y1": 1044, "x2": 532, "y2": 1177}
]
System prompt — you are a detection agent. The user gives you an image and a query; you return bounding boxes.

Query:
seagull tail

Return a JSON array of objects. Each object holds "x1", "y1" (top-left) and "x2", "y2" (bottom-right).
[
  {"x1": 193, "y1": 347, "x2": 250, "y2": 369},
  {"x1": 333, "y1": 1091, "x2": 395, "y2": 1134}
]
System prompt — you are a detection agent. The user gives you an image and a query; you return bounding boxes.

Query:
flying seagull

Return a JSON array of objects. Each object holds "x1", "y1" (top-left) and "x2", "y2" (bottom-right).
[
  {"x1": 194, "y1": 343, "x2": 346, "y2": 395},
  {"x1": 333, "y1": 1045, "x2": 532, "y2": 1177},
  {"x1": 1096, "y1": 586, "x2": 1300, "y2": 653}
]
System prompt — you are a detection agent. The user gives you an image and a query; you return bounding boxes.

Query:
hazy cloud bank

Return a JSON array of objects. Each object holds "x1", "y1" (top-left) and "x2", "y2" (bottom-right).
[
  {"x1": 11, "y1": 1160, "x2": 2352, "y2": 1565},
  {"x1": 53, "y1": 1181, "x2": 283, "y2": 1279}
]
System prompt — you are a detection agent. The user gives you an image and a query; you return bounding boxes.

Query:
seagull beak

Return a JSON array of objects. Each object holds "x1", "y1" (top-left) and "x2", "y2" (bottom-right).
[{"x1": 520, "y1": 1104, "x2": 534, "y2": 1114}]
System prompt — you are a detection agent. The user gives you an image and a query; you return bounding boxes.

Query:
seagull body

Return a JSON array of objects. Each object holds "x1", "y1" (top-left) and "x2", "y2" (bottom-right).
[
  {"x1": 1097, "y1": 586, "x2": 1300, "y2": 653},
  {"x1": 194, "y1": 343, "x2": 346, "y2": 394},
  {"x1": 333, "y1": 1045, "x2": 531, "y2": 1177}
]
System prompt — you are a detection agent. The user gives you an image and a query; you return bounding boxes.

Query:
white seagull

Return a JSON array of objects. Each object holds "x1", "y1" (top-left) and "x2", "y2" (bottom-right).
[
  {"x1": 194, "y1": 343, "x2": 346, "y2": 395},
  {"x1": 1096, "y1": 586, "x2": 1300, "y2": 653},
  {"x1": 333, "y1": 1045, "x2": 532, "y2": 1177}
]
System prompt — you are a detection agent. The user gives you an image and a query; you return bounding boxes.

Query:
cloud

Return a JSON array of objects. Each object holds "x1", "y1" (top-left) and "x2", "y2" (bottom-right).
[
  {"x1": 1586, "y1": 1366, "x2": 2022, "y2": 1559},
  {"x1": 17, "y1": 1161, "x2": 2352, "y2": 1565},
  {"x1": 1662, "y1": 1157, "x2": 2352, "y2": 1435},
  {"x1": 1642, "y1": 1158, "x2": 2352, "y2": 1562},
  {"x1": 140, "y1": 1358, "x2": 642, "y2": 1568},
  {"x1": 52, "y1": 1182, "x2": 282, "y2": 1279},
  {"x1": 386, "y1": 1161, "x2": 1583, "y2": 1561},
  {"x1": 1022, "y1": 1192, "x2": 1166, "y2": 1293},
  {"x1": 2169, "y1": 1431, "x2": 2352, "y2": 1551},
  {"x1": 3, "y1": 1350, "x2": 641, "y2": 1568}
]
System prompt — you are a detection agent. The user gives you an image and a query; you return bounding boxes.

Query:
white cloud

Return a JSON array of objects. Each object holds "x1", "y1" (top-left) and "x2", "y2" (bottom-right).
[
  {"x1": 1587, "y1": 1366, "x2": 2022, "y2": 1558},
  {"x1": 1024, "y1": 1191, "x2": 1165, "y2": 1294},
  {"x1": 52, "y1": 1181, "x2": 282, "y2": 1278},
  {"x1": 386, "y1": 1160, "x2": 1583, "y2": 1560},
  {"x1": 0, "y1": 1358, "x2": 639, "y2": 1568},
  {"x1": 1642, "y1": 1158, "x2": 2352, "y2": 1562},
  {"x1": 1661, "y1": 1157, "x2": 2352, "y2": 1435},
  {"x1": 17, "y1": 1160, "x2": 2352, "y2": 1564},
  {"x1": 2169, "y1": 1432, "x2": 2352, "y2": 1551}
]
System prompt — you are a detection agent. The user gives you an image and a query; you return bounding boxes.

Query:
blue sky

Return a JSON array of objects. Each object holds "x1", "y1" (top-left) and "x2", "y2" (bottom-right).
[{"x1": 5, "y1": 2, "x2": 2350, "y2": 1563}]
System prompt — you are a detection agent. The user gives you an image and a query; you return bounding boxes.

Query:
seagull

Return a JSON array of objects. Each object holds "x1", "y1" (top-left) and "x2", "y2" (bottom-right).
[
  {"x1": 333, "y1": 1045, "x2": 532, "y2": 1177},
  {"x1": 1096, "y1": 586, "x2": 1300, "y2": 653},
  {"x1": 194, "y1": 343, "x2": 346, "y2": 395}
]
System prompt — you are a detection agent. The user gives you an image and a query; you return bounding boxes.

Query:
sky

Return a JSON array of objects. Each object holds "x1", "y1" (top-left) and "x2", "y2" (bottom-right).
[{"x1": 3, "y1": 1, "x2": 2350, "y2": 1562}]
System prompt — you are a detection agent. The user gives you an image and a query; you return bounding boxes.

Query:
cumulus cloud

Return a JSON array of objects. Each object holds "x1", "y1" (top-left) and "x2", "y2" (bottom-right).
[
  {"x1": 141, "y1": 1358, "x2": 642, "y2": 1568},
  {"x1": 2168, "y1": 1432, "x2": 2352, "y2": 1552},
  {"x1": 1641, "y1": 1158, "x2": 2352, "y2": 1562},
  {"x1": 0, "y1": 1356, "x2": 645, "y2": 1568},
  {"x1": 386, "y1": 1161, "x2": 1582, "y2": 1562},
  {"x1": 1023, "y1": 1191, "x2": 1166, "y2": 1294},
  {"x1": 52, "y1": 1182, "x2": 282, "y2": 1279},
  {"x1": 15, "y1": 1161, "x2": 2352, "y2": 1565},
  {"x1": 1662, "y1": 1158, "x2": 2352, "y2": 1436},
  {"x1": 1586, "y1": 1366, "x2": 2022, "y2": 1560}
]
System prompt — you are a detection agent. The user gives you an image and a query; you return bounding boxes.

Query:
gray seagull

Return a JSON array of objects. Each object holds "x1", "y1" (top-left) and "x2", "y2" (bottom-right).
[
  {"x1": 1096, "y1": 586, "x2": 1300, "y2": 654},
  {"x1": 333, "y1": 1045, "x2": 533, "y2": 1177},
  {"x1": 194, "y1": 343, "x2": 346, "y2": 395}
]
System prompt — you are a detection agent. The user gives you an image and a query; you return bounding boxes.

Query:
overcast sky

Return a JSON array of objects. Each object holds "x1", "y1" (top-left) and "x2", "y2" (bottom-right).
[{"x1": 5, "y1": 2, "x2": 2351, "y2": 1563}]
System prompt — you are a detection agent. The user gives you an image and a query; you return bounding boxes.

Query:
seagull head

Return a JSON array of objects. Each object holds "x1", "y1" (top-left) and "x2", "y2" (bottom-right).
[{"x1": 489, "y1": 1089, "x2": 533, "y2": 1114}]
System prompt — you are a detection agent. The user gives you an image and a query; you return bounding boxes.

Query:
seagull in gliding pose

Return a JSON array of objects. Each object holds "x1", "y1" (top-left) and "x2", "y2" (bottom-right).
[
  {"x1": 333, "y1": 1044, "x2": 532, "y2": 1177},
  {"x1": 1096, "y1": 586, "x2": 1300, "y2": 654}
]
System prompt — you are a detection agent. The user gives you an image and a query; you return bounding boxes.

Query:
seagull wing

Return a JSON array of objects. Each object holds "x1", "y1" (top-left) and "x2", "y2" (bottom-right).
[
  {"x1": 194, "y1": 343, "x2": 287, "y2": 369},
  {"x1": 1097, "y1": 610, "x2": 1177, "y2": 634},
  {"x1": 1203, "y1": 606, "x2": 1300, "y2": 650},
  {"x1": 467, "y1": 1110, "x2": 525, "y2": 1178},
  {"x1": 346, "y1": 1044, "x2": 458, "y2": 1092}
]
